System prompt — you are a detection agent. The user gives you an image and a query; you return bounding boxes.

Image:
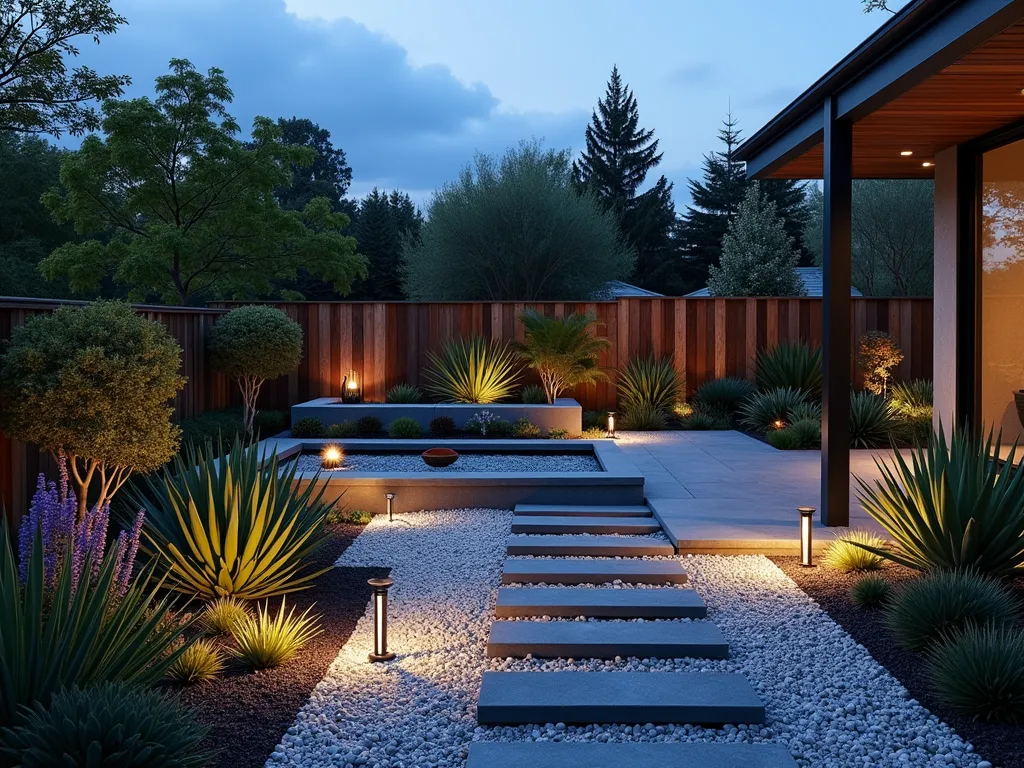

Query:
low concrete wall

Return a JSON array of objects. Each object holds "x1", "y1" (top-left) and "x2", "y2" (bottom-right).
[
  {"x1": 290, "y1": 398, "x2": 583, "y2": 434},
  {"x1": 260, "y1": 438, "x2": 644, "y2": 512}
]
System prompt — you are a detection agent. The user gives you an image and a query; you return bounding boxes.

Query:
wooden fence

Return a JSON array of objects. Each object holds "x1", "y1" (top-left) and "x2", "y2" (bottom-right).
[{"x1": 0, "y1": 295, "x2": 933, "y2": 514}]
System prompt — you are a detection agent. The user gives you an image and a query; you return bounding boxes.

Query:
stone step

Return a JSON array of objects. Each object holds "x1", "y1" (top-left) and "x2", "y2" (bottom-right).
[
  {"x1": 511, "y1": 516, "x2": 662, "y2": 535},
  {"x1": 514, "y1": 504, "x2": 653, "y2": 518},
  {"x1": 477, "y1": 671, "x2": 765, "y2": 726},
  {"x1": 467, "y1": 742, "x2": 798, "y2": 768},
  {"x1": 502, "y1": 558, "x2": 688, "y2": 585},
  {"x1": 486, "y1": 620, "x2": 728, "y2": 659},
  {"x1": 495, "y1": 587, "x2": 706, "y2": 619},
  {"x1": 506, "y1": 534, "x2": 674, "y2": 557}
]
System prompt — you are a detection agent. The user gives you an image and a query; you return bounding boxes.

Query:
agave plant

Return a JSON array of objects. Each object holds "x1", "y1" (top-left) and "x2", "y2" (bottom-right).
[
  {"x1": 617, "y1": 356, "x2": 681, "y2": 414},
  {"x1": 385, "y1": 383, "x2": 422, "y2": 404},
  {"x1": 424, "y1": 337, "x2": 521, "y2": 404},
  {"x1": 755, "y1": 341, "x2": 822, "y2": 395},
  {"x1": 129, "y1": 437, "x2": 335, "y2": 600},
  {"x1": 854, "y1": 425, "x2": 1024, "y2": 575},
  {"x1": 513, "y1": 310, "x2": 610, "y2": 403},
  {"x1": 850, "y1": 391, "x2": 896, "y2": 448},
  {"x1": 738, "y1": 387, "x2": 808, "y2": 433}
]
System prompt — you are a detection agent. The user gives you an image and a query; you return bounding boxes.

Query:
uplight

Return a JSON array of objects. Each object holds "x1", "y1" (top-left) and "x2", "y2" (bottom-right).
[{"x1": 320, "y1": 444, "x2": 344, "y2": 470}]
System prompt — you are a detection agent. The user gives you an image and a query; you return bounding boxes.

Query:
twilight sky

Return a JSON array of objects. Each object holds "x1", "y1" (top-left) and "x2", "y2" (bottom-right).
[{"x1": 77, "y1": 0, "x2": 906, "y2": 207}]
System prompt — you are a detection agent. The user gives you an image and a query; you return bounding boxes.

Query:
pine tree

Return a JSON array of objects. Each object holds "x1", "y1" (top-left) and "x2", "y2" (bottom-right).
[
  {"x1": 349, "y1": 189, "x2": 423, "y2": 300},
  {"x1": 707, "y1": 183, "x2": 805, "y2": 297},
  {"x1": 573, "y1": 66, "x2": 679, "y2": 292}
]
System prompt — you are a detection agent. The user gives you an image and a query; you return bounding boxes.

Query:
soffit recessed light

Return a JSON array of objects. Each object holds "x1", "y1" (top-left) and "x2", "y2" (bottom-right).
[
  {"x1": 900, "y1": 150, "x2": 914, "y2": 156},
  {"x1": 922, "y1": 161, "x2": 934, "y2": 167}
]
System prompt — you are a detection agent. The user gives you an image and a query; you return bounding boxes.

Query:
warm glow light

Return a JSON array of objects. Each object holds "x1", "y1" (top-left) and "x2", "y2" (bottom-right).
[
  {"x1": 900, "y1": 150, "x2": 913, "y2": 156},
  {"x1": 320, "y1": 444, "x2": 344, "y2": 470},
  {"x1": 368, "y1": 577, "x2": 395, "y2": 662},
  {"x1": 346, "y1": 379, "x2": 359, "y2": 390},
  {"x1": 385, "y1": 492, "x2": 395, "y2": 522},
  {"x1": 606, "y1": 411, "x2": 617, "y2": 439},
  {"x1": 922, "y1": 161, "x2": 934, "y2": 168},
  {"x1": 771, "y1": 419, "x2": 786, "y2": 430},
  {"x1": 798, "y1": 507, "x2": 816, "y2": 567}
]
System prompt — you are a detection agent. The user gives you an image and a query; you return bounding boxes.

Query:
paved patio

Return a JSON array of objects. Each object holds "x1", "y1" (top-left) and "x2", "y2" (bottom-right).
[{"x1": 615, "y1": 431, "x2": 894, "y2": 553}]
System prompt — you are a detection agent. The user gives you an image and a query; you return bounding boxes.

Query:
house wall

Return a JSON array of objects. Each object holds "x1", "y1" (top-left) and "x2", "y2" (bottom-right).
[{"x1": 933, "y1": 145, "x2": 960, "y2": 434}]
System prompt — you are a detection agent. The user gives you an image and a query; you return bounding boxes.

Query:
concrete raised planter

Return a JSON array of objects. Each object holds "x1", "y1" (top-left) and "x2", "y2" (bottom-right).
[{"x1": 290, "y1": 397, "x2": 583, "y2": 434}]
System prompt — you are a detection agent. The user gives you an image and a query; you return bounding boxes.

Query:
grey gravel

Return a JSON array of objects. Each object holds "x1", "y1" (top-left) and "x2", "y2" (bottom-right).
[{"x1": 290, "y1": 452, "x2": 601, "y2": 473}]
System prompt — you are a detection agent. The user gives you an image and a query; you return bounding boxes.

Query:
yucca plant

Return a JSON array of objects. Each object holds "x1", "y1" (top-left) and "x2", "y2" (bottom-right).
[
  {"x1": 424, "y1": 337, "x2": 521, "y2": 403},
  {"x1": 513, "y1": 310, "x2": 610, "y2": 403},
  {"x1": 822, "y1": 530, "x2": 887, "y2": 572},
  {"x1": 202, "y1": 596, "x2": 250, "y2": 635},
  {"x1": 129, "y1": 437, "x2": 335, "y2": 600},
  {"x1": 232, "y1": 598, "x2": 322, "y2": 669},
  {"x1": 890, "y1": 378, "x2": 934, "y2": 414},
  {"x1": 850, "y1": 391, "x2": 896, "y2": 448},
  {"x1": 167, "y1": 638, "x2": 224, "y2": 683},
  {"x1": 738, "y1": 387, "x2": 808, "y2": 433},
  {"x1": 386, "y1": 383, "x2": 422, "y2": 404},
  {"x1": 755, "y1": 341, "x2": 822, "y2": 395},
  {"x1": 617, "y1": 356, "x2": 681, "y2": 414},
  {"x1": 789, "y1": 400, "x2": 821, "y2": 424},
  {"x1": 854, "y1": 426, "x2": 1024, "y2": 575},
  {"x1": 693, "y1": 377, "x2": 756, "y2": 415}
]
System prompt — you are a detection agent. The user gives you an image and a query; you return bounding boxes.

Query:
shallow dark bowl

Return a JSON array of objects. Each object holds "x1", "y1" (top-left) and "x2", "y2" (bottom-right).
[{"x1": 422, "y1": 447, "x2": 459, "y2": 468}]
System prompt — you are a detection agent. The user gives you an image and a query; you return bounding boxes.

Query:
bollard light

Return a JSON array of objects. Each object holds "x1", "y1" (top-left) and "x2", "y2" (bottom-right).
[
  {"x1": 367, "y1": 577, "x2": 396, "y2": 662},
  {"x1": 321, "y1": 444, "x2": 344, "y2": 470},
  {"x1": 606, "y1": 411, "x2": 617, "y2": 439},
  {"x1": 798, "y1": 506, "x2": 816, "y2": 567},
  {"x1": 385, "y1": 492, "x2": 395, "y2": 522}
]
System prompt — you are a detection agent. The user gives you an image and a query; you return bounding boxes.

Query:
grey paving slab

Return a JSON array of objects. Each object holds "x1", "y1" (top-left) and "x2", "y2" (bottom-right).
[
  {"x1": 466, "y1": 742, "x2": 798, "y2": 768},
  {"x1": 495, "y1": 586, "x2": 706, "y2": 619},
  {"x1": 510, "y1": 516, "x2": 662, "y2": 535},
  {"x1": 476, "y1": 671, "x2": 765, "y2": 725},
  {"x1": 486, "y1": 619, "x2": 728, "y2": 659},
  {"x1": 505, "y1": 534, "x2": 674, "y2": 557},
  {"x1": 501, "y1": 558, "x2": 688, "y2": 585},
  {"x1": 513, "y1": 504, "x2": 653, "y2": 517}
]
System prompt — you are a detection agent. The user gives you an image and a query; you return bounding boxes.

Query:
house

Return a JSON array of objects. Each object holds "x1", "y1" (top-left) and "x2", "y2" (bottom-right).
[
  {"x1": 735, "y1": 0, "x2": 1024, "y2": 526},
  {"x1": 593, "y1": 280, "x2": 664, "y2": 299},
  {"x1": 684, "y1": 267, "x2": 864, "y2": 297}
]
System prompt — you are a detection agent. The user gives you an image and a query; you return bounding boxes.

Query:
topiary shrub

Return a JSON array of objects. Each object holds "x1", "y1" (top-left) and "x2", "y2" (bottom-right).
[
  {"x1": 852, "y1": 574, "x2": 892, "y2": 610},
  {"x1": 619, "y1": 404, "x2": 667, "y2": 431},
  {"x1": 858, "y1": 330, "x2": 904, "y2": 397},
  {"x1": 386, "y1": 383, "x2": 422, "y2": 404},
  {"x1": 925, "y1": 623, "x2": 1024, "y2": 723},
  {"x1": 693, "y1": 377, "x2": 756, "y2": 415},
  {"x1": 513, "y1": 310, "x2": 609, "y2": 403},
  {"x1": 357, "y1": 415, "x2": 383, "y2": 436},
  {"x1": 822, "y1": 530, "x2": 887, "y2": 572},
  {"x1": 884, "y1": 570, "x2": 1019, "y2": 652},
  {"x1": 326, "y1": 420, "x2": 358, "y2": 439},
  {"x1": 520, "y1": 385, "x2": 548, "y2": 404},
  {"x1": 849, "y1": 391, "x2": 895, "y2": 448},
  {"x1": 512, "y1": 418, "x2": 542, "y2": 438},
  {"x1": 425, "y1": 337, "x2": 521, "y2": 403},
  {"x1": 755, "y1": 342, "x2": 822, "y2": 396},
  {"x1": 0, "y1": 682, "x2": 214, "y2": 767},
  {"x1": 429, "y1": 415, "x2": 457, "y2": 438},
  {"x1": 617, "y1": 356, "x2": 681, "y2": 414},
  {"x1": 389, "y1": 417, "x2": 422, "y2": 438},
  {"x1": 208, "y1": 305, "x2": 303, "y2": 435},
  {"x1": 738, "y1": 387, "x2": 808, "y2": 433},
  {"x1": 0, "y1": 300, "x2": 185, "y2": 518},
  {"x1": 291, "y1": 417, "x2": 325, "y2": 438}
]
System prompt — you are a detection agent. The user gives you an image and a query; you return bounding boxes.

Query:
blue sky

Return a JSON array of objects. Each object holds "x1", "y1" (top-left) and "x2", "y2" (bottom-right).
[{"x1": 76, "y1": 0, "x2": 904, "y2": 207}]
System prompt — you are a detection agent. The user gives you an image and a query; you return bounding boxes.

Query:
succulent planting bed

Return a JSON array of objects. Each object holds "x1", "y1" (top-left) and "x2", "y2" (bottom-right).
[
  {"x1": 268, "y1": 510, "x2": 989, "y2": 768},
  {"x1": 289, "y1": 451, "x2": 602, "y2": 474}
]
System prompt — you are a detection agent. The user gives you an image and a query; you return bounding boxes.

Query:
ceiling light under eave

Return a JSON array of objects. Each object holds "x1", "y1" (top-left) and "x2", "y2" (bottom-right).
[
  {"x1": 900, "y1": 150, "x2": 914, "y2": 156},
  {"x1": 922, "y1": 161, "x2": 934, "y2": 168}
]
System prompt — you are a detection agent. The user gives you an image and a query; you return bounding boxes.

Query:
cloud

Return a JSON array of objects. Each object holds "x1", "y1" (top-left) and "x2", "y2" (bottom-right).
[
  {"x1": 666, "y1": 62, "x2": 716, "y2": 86},
  {"x1": 740, "y1": 85, "x2": 801, "y2": 110}
]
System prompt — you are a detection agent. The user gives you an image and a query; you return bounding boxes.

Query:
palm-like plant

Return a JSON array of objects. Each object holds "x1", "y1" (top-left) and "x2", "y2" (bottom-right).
[
  {"x1": 513, "y1": 310, "x2": 610, "y2": 404},
  {"x1": 424, "y1": 337, "x2": 522, "y2": 404},
  {"x1": 617, "y1": 356, "x2": 682, "y2": 414},
  {"x1": 854, "y1": 425, "x2": 1024, "y2": 575},
  {"x1": 129, "y1": 437, "x2": 335, "y2": 600}
]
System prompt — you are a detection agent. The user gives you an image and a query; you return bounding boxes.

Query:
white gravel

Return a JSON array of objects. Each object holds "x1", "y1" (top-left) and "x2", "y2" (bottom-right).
[
  {"x1": 267, "y1": 510, "x2": 989, "y2": 768},
  {"x1": 290, "y1": 452, "x2": 601, "y2": 473}
]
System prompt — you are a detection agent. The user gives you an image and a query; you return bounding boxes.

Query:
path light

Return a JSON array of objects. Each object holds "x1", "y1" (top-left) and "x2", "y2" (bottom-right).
[
  {"x1": 320, "y1": 444, "x2": 344, "y2": 470},
  {"x1": 606, "y1": 411, "x2": 617, "y2": 439},
  {"x1": 368, "y1": 577, "x2": 396, "y2": 662},
  {"x1": 798, "y1": 506, "x2": 816, "y2": 567},
  {"x1": 385, "y1": 492, "x2": 395, "y2": 522}
]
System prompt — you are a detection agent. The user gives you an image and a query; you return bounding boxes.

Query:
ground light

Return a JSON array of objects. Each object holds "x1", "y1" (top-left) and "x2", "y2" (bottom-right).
[
  {"x1": 798, "y1": 506, "x2": 816, "y2": 567},
  {"x1": 606, "y1": 411, "x2": 617, "y2": 439},
  {"x1": 321, "y1": 444, "x2": 344, "y2": 470},
  {"x1": 343, "y1": 370, "x2": 362, "y2": 403},
  {"x1": 367, "y1": 577, "x2": 395, "y2": 662},
  {"x1": 385, "y1": 492, "x2": 395, "y2": 522}
]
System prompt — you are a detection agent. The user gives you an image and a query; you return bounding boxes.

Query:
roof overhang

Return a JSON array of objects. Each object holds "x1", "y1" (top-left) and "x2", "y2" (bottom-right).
[{"x1": 736, "y1": 0, "x2": 1024, "y2": 179}]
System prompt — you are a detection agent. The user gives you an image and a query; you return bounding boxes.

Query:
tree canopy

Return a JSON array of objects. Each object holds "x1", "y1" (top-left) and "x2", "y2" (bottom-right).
[
  {"x1": 39, "y1": 59, "x2": 365, "y2": 305},
  {"x1": 349, "y1": 188, "x2": 423, "y2": 300},
  {"x1": 403, "y1": 141, "x2": 634, "y2": 300},
  {"x1": 274, "y1": 116, "x2": 353, "y2": 213}
]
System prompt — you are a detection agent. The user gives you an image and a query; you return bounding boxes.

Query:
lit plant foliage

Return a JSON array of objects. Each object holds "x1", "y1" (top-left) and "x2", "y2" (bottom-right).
[
  {"x1": 822, "y1": 530, "x2": 888, "y2": 572},
  {"x1": 232, "y1": 599, "x2": 322, "y2": 669},
  {"x1": 617, "y1": 356, "x2": 681, "y2": 414},
  {"x1": 167, "y1": 638, "x2": 224, "y2": 683},
  {"x1": 514, "y1": 310, "x2": 609, "y2": 403},
  {"x1": 851, "y1": 574, "x2": 891, "y2": 610},
  {"x1": 202, "y1": 596, "x2": 250, "y2": 636},
  {"x1": 425, "y1": 337, "x2": 521, "y2": 404}
]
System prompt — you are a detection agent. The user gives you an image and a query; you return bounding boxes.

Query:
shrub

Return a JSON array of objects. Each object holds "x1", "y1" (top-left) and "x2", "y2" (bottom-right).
[
  {"x1": 738, "y1": 387, "x2": 808, "y2": 433},
  {"x1": 179, "y1": 409, "x2": 246, "y2": 449},
  {"x1": 855, "y1": 426, "x2": 1024, "y2": 575},
  {"x1": 767, "y1": 418, "x2": 821, "y2": 449},
  {"x1": 232, "y1": 599, "x2": 322, "y2": 669},
  {"x1": 693, "y1": 377, "x2": 756, "y2": 415},
  {"x1": 425, "y1": 337, "x2": 521, "y2": 403},
  {"x1": 326, "y1": 420, "x2": 359, "y2": 439},
  {"x1": 822, "y1": 530, "x2": 887, "y2": 572},
  {"x1": 679, "y1": 411, "x2": 732, "y2": 431},
  {"x1": 890, "y1": 378, "x2": 934, "y2": 413},
  {"x1": 208, "y1": 305, "x2": 303, "y2": 435},
  {"x1": 291, "y1": 417, "x2": 325, "y2": 438},
  {"x1": 884, "y1": 570, "x2": 1019, "y2": 652},
  {"x1": 580, "y1": 426, "x2": 606, "y2": 439},
  {"x1": 487, "y1": 419, "x2": 515, "y2": 438},
  {"x1": 386, "y1": 383, "x2": 422, "y2": 404},
  {"x1": 513, "y1": 418, "x2": 542, "y2": 438},
  {"x1": 465, "y1": 410, "x2": 500, "y2": 436},
  {"x1": 520, "y1": 385, "x2": 548, "y2": 404},
  {"x1": 755, "y1": 342, "x2": 822, "y2": 395},
  {"x1": 326, "y1": 508, "x2": 373, "y2": 525},
  {"x1": 429, "y1": 415, "x2": 457, "y2": 438},
  {"x1": 202, "y1": 596, "x2": 250, "y2": 636},
  {"x1": 925, "y1": 623, "x2": 1024, "y2": 723},
  {"x1": 852, "y1": 574, "x2": 892, "y2": 609},
  {"x1": 582, "y1": 410, "x2": 606, "y2": 430},
  {"x1": 167, "y1": 638, "x2": 224, "y2": 683},
  {"x1": 548, "y1": 428, "x2": 569, "y2": 440},
  {"x1": 849, "y1": 391, "x2": 896, "y2": 448},
  {"x1": 620, "y1": 404, "x2": 667, "y2": 431},
  {"x1": 254, "y1": 409, "x2": 289, "y2": 436},
  {"x1": 789, "y1": 400, "x2": 821, "y2": 424},
  {"x1": 357, "y1": 415, "x2": 384, "y2": 436},
  {"x1": 858, "y1": 331, "x2": 904, "y2": 397},
  {"x1": 0, "y1": 682, "x2": 214, "y2": 767},
  {"x1": 0, "y1": 300, "x2": 185, "y2": 517},
  {"x1": 672, "y1": 401, "x2": 695, "y2": 419},
  {"x1": 889, "y1": 406, "x2": 933, "y2": 447},
  {"x1": 514, "y1": 310, "x2": 609, "y2": 403},
  {"x1": 130, "y1": 437, "x2": 334, "y2": 600},
  {"x1": 617, "y1": 356, "x2": 681, "y2": 414},
  {"x1": 389, "y1": 417, "x2": 422, "y2": 438}
]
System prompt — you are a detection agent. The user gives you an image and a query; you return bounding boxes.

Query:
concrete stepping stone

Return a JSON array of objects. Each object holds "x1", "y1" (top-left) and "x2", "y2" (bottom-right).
[
  {"x1": 501, "y1": 558, "x2": 688, "y2": 585},
  {"x1": 511, "y1": 516, "x2": 662, "y2": 535},
  {"x1": 467, "y1": 742, "x2": 798, "y2": 768},
  {"x1": 486, "y1": 619, "x2": 728, "y2": 659},
  {"x1": 495, "y1": 586, "x2": 706, "y2": 619},
  {"x1": 477, "y1": 671, "x2": 765, "y2": 725},
  {"x1": 506, "y1": 534, "x2": 674, "y2": 557},
  {"x1": 514, "y1": 504, "x2": 653, "y2": 518}
]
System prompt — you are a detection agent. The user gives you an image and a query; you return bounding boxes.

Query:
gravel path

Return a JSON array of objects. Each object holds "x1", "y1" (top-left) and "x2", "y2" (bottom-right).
[
  {"x1": 267, "y1": 512, "x2": 989, "y2": 768},
  {"x1": 290, "y1": 452, "x2": 602, "y2": 473}
]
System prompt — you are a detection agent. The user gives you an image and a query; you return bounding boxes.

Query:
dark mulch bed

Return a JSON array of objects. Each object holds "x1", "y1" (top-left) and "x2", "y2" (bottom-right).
[
  {"x1": 172, "y1": 523, "x2": 387, "y2": 768},
  {"x1": 773, "y1": 557, "x2": 1024, "y2": 768}
]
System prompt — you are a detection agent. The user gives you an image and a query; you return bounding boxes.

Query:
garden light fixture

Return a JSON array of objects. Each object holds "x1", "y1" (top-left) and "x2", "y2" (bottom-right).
[
  {"x1": 606, "y1": 411, "x2": 617, "y2": 439},
  {"x1": 771, "y1": 419, "x2": 785, "y2": 430},
  {"x1": 368, "y1": 577, "x2": 396, "y2": 662},
  {"x1": 798, "y1": 506, "x2": 816, "y2": 567},
  {"x1": 385, "y1": 492, "x2": 395, "y2": 522},
  {"x1": 342, "y1": 370, "x2": 362, "y2": 403},
  {"x1": 320, "y1": 444, "x2": 344, "y2": 470}
]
